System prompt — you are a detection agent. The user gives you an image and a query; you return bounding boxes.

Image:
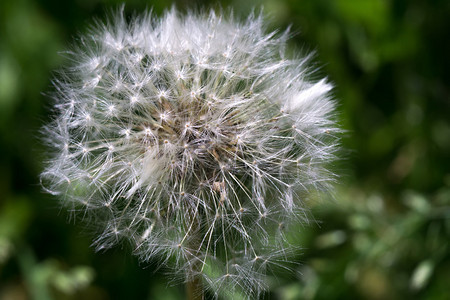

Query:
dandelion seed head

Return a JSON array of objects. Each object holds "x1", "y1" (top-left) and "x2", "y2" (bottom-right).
[{"x1": 41, "y1": 8, "x2": 340, "y2": 298}]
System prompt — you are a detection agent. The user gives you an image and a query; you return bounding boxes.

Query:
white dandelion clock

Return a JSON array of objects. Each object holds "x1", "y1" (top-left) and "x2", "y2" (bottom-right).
[{"x1": 41, "y1": 8, "x2": 341, "y2": 299}]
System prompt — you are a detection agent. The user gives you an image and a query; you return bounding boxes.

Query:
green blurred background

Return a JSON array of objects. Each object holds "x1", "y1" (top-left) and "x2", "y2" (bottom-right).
[{"x1": 0, "y1": 0, "x2": 449, "y2": 299}]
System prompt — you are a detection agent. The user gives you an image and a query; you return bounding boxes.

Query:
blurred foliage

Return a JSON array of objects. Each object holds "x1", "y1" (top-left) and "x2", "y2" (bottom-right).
[{"x1": 0, "y1": 0, "x2": 448, "y2": 299}]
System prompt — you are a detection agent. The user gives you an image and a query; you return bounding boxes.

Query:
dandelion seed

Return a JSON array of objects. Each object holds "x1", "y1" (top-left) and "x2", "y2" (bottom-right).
[
  {"x1": 41, "y1": 8, "x2": 341, "y2": 299},
  {"x1": 131, "y1": 94, "x2": 141, "y2": 104}
]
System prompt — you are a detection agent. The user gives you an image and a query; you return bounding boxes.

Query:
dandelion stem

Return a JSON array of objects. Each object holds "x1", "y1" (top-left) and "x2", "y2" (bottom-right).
[
  {"x1": 186, "y1": 275, "x2": 204, "y2": 300},
  {"x1": 185, "y1": 201, "x2": 204, "y2": 300}
]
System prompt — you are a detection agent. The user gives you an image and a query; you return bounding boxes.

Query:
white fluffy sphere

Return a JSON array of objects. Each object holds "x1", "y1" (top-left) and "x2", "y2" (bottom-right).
[{"x1": 41, "y1": 8, "x2": 340, "y2": 298}]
